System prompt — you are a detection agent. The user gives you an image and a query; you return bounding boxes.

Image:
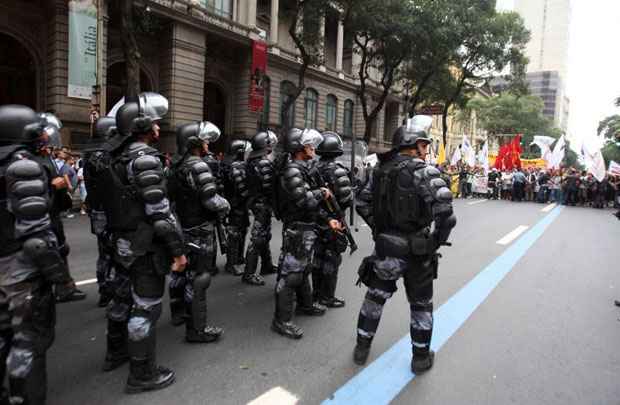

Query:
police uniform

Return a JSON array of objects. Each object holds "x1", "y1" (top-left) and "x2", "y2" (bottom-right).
[
  {"x1": 168, "y1": 121, "x2": 227, "y2": 343},
  {"x1": 353, "y1": 117, "x2": 456, "y2": 373},
  {"x1": 313, "y1": 132, "x2": 353, "y2": 307},
  {"x1": 243, "y1": 131, "x2": 278, "y2": 286},
  {"x1": 0, "y1": 105, "x2": 70, "y2": 404}
]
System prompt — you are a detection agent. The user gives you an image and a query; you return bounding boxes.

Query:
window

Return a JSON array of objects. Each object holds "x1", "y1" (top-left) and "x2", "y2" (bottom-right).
[
  {"x1": 260, "y1": 77, "x2": 271, "y2": 128},
  {"x1": 343, "y1": 99, "x2": 354, "y2": 136},
  {"x1": 280, "y1": 81, "x2": 296, "y2": 128},
  {"x1": 204, "y1": 0, "x2": 233, "y2": 19},
  {"x1": 304, "y1": 88, "x2": 318, "y2": 128},
  {"x1": 326, "y1": 94, "x2": 338, "y2": 131}
]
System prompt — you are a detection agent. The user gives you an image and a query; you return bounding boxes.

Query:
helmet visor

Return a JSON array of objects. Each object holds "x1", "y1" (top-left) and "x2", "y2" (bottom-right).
[
  {"x1": 300, "y1": 128, "x2": 323, "y2": 149},
  {"x1": 197, "y1": 121, "x2": 221, "y2": 143},
  {"x1": 267, "y1": 130, "x2": 278, "y2": 147},
  {"x1": 107, "y1": 92, "x2": 169, "y2": 119},
  {"x1": 41, "y1": 113, "x2": 62, "y2": 130}
]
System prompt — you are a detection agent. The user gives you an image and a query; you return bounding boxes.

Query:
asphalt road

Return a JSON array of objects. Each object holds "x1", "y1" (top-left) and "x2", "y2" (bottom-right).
[{"x1": 46, "y1": 199, "x2": 620, "y2": 405}]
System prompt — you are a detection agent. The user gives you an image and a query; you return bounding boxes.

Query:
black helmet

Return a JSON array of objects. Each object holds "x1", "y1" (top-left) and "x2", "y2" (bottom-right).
[
  {"x1": 0, "y1": 105, "x2": 43, "y2": 146},
  {"x1": 229, "y1": 139, "x2": 251, "y2": 160},
  {"x1": 176, "y1": 121, "x2": 220, "y2": 155},
  {"x1": 284, "y1": 128, "x2": 323, "y2": 154},
  {"x1": 94, "y1": 117, "x2": 117, "y2": 140},
  {"x1": 115, "y1": 93, "x2": 168, "y2": 136},
  {"x1": 392, "y1": 115, "x2": 433, "y2": 150},
  {"x1": 250, "y1": 130, "x2": 278, "y2": 158},
  {"x1": 317, "y1": 131, "x2": 344, "y2": 157}
]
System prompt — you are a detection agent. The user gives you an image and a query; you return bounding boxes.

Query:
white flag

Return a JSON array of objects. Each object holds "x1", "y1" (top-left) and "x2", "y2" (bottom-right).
[
  {"x1": 582, "y1": 134, "x2": 606, "y2": 181},
  {"x1": 477, "y1": 141, "x2": 489, "y2": 174},
  {"x1": 531, "y1": 135, "x2": 556, "y2": 166},
  {"x1": 609, "y1": 160, "x2": 620, "y2": 176},
  {"x1": 549, "y1": 135, "x2": 566, "y2": 169},
  {"x1": 450, "y1": 147, "x2": 462, "y2": 166},
  {"x1": 461, "y1": 135, "x2": 476, "y2": 167}
]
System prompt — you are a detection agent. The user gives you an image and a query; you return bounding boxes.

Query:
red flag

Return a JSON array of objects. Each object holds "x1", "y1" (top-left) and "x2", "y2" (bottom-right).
[
  {"x1": 249, "y1": 40, "x2": 268, "y2": 112},
  {"x1": 495, "y1": 143, "x2": 510, "y2": 170},
  {"x1": 511, "y1": 134, "x2": 522, "y2": 169}
]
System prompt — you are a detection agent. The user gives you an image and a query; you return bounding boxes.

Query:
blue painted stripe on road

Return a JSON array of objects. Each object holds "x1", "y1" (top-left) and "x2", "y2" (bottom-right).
[{"x1": 323, "y1": 205, "x2": 564, "y2": 405}]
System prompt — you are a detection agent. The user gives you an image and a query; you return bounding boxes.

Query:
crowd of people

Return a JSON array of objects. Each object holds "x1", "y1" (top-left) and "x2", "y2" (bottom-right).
[{"x1": 439, "y1": 164, "x2": 620, "y2": 210}]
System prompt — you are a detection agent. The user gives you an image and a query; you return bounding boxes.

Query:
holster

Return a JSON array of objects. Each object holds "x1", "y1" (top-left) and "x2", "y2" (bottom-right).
[
  {"x1": 356, "y1": 255, "x2": 376, "y2": 287},
  {"x1": 408, "y1": 228, "x2": 435, "y2": 256},
  {"x1": 376, "y1": 233, "x2": 410, "y2": 259}
]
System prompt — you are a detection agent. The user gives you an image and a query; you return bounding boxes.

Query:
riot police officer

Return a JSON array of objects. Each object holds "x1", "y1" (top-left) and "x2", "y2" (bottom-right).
[
  {"x1": 314, "y1": 131, "x2": 353, "y2": 308},
  {"x1": 202, "y1": 140, "x2": 224, "y2": 275},
  {"x1": 101, "y1": 94, "x2": 187, "y2": 393},
  {"x1": 272, "y1": 129, "x2": 343, "y2": 339},
  {"x1": 168, "y1": 121, "x2": 228, "y2": 343},
  {"x1": 243, "y1": 130, "x2": 278, "y2": 286},
  {"x1": 353, "y1": 116, "x2": 456, "y2": 373},
  {"x1": 83, "y1": 117, "x2": 117, "y2": 307},
  {"x1": 222, "y1": 140, "x2": 251, "y2": 276},
  {"x1": 0, "y1": 105, "x2": 71, "y2": 404},
  {"x1": 30, "y1": 114, "x2": 87, "y2": 303}
]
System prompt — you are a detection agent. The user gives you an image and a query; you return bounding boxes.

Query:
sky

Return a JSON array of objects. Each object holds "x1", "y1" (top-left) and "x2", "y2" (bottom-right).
[{"x1": 496, "y1": 0, "x2": 620, "y2": 142}]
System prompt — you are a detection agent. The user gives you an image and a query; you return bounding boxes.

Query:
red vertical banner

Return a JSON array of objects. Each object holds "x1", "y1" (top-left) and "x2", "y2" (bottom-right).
[{"x1": 249, "y1": 40, "x2": 267, "y2": 112}]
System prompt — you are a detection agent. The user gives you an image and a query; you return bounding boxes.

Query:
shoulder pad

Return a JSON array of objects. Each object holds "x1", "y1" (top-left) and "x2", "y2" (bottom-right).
[
  {"x1": 188, "y1": 158, "x2": 211, "y2": 175},
  {"x1": 333, "y1": 166, "x2": 349, "y2": 178},
  {"x1": 407, "y1": 158, "x2": 427, "y2": 171},
  {"x1": 133, "y1": 154, "x2": 161, "y2": 172},
  {"x1": 422, "y1": 165, "x2": 441, "y2": 178},
  {"x1": 7, "y1": 158, "x2": 44, "y2": 179},
  {"x1": 283, "y1": 166, "x2": 302, "y2": 179}
]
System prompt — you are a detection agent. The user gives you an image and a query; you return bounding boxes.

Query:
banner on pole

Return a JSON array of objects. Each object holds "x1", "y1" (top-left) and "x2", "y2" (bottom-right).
[
  {"x1": 609, "y1": 160, "x2": 620, "y2": 176},
  {"x1": 68, "y1": 0, "x2": 98, "y2": 99},
  {"x1": 249, "y1": 40, "x2": 268, "y2": 112}
]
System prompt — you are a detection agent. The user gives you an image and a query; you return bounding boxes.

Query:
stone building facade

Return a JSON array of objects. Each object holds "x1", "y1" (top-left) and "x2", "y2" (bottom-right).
[{"x1": 0, "y1": 0, "x2": 479, "y2": 154}]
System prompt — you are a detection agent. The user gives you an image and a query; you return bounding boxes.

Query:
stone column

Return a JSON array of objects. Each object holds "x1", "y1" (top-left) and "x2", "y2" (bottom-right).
[
  {"x1": 247, "y1": 0, "x2": 257, "y2": 28},
  {"x1": 336, "y1": 17, "x2": 344, "y2": 72},
  {"x1": 270, "y1": 0, "x2": 279, "y2": 44},
  {"x1": 159, "y1": 22, "x2": 206, "y2": 151}
]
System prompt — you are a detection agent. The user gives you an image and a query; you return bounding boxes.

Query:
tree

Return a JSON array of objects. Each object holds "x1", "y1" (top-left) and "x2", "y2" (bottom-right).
[
  {"x1": 342, "y1": 0, "x2": 414, "y2": 143},
  {"x1": 279, "y1": 0, "x2": 332, "y2": 135},
  {"x1": 437, "y1": 4, "x2": 530, "y2": 145},
  {"x1": 602, "y1": 140, "x2": 620, "y2": 166},
  {"x1": 597, "y1": 114, "x2": 620, "y2": 140},
  {"x1": 112, "y1": 0, "x2": 140, "y2": 99}
]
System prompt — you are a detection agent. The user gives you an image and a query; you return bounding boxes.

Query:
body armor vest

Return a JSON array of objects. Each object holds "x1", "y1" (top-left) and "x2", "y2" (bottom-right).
[
  {"x1": 100, "y1": 145, "x2": 155, "y2": 232},
  {"x1": 171, "y1": 155, "x2": 217, "y2": 228},
  {"x1": 372, "y1": 155, "x2": 432, "y2": 235},
  {"x1": 83, "y1": 149, "x2": 110, "y2": 211},
  {"x1": 317, "y1": 158, "x2": 352, "y2": 209}
]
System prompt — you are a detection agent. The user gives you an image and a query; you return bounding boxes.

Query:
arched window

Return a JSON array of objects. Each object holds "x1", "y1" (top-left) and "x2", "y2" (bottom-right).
[
  {"x1": 326, "y1": 94, "x2": 338, "y2": 131},
  {"x1": 343, "y1": 99, "x2": 354, "y2": 136},
  {"x1": 280, "y1": 81, "x2": 296, "y2": 128},
  {"x1": 260, "y1": 76, "x2": 271, "y2": 128},
  {"x1": 304, "y1": 88, "x2": 318, "y2": 128}
]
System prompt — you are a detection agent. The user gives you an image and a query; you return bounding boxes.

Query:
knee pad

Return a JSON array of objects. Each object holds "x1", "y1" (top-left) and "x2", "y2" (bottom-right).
[
  {"x1": 128, "y1": 304, "x2": 161, "y2": 342},
  {"x1": 107, "y1": 300, "x2": 131, "y2": 323},
  {"x1": 285, "y1": 272, "x2": 304, "y2": 289},
  {"x1": 193, "y1": 272, "x2": 211, "y2": 292},
  {"x1": 367, "y1": 272, "x2": 398, "y2": 294}
]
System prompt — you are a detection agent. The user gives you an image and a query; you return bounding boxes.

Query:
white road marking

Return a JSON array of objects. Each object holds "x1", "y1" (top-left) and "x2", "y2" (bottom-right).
[
  {"x1": 247, "y1": 386, "x2": 298, "y2": 405},
  {"x1": 496, "y1": 225, "x2": 529, "y2": 246},
  {"x1": 542, "y1": 203, "x2": 557, "y2": 212},
  {"x1": 75, "y1": 278, "x2": 98, "y2": 286},
  {"x1": 467, "y1": 199, "x2": 488, "y2": 205}
]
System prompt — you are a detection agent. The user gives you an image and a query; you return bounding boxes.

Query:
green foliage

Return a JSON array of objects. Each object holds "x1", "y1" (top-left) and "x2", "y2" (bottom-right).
[
  {"x1": 602, "y1": 140, "x2": 620, "y2": 166},
  {"x1": 467, "y1": 92, "x2": 561, "y2": 148},
  {"x1": 597, "y1": 114, "x2": 620, "y2": 140}
]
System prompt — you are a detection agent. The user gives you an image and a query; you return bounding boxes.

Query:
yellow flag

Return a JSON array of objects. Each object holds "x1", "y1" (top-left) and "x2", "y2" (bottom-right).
[{"x1": 437, "y1": 141, "x2": 446, "y2": 165}]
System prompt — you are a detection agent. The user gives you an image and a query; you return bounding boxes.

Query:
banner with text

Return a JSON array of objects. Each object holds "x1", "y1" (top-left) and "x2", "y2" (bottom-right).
[
  {"x1": 68, "y1": 0, "x2": 97, "y2": 99},
  {"x1": 249, "y1": 40, "x2": 267, "y2": 112}
]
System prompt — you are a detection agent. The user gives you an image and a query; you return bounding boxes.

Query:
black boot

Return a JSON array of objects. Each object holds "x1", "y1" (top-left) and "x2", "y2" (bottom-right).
[
  {"x1": 296, "y1": 302, "x2": 327, "y2": 316},
  {"x1": 319, "y1": 272, "x2": 345, "y2": 308},
  {"x1": 271, "y1": 319, "x2": 303, "y2": 339},
  {"x1": 259, "y1": 250, "x2": 276, "y2": 275},
  {"x1": 169, "y1": 298, "x2": 186, "y2": 327},
  {"x1": 103, "y1": 320, "x2": 129, "y2": 372},
  {"x1": 353, "y1": 335, "x2": 373, "y2": 365},
  {"x1": 243, "y1": 251, "x2": 265, "y2": 285},
  {"x1": 126, "y1": 359, "x2": 175, "y2": 394},
  {"x1": 184, "y1": 289, "x2": 223, "y2": 343},
  {"x1": 411, "y1": 350, "x2": 435, "y2": 373},
  {"x1": 126, "y1": 333, "x2": 174, "y2": 394},
  {"x1": 55, "y1": 283, "x2": 87, "y2": 303}
]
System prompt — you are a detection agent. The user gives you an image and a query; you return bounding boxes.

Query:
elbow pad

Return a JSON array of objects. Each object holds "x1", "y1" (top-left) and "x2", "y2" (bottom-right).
[{"x1": 22, "y1": 233, "x2": 70, "y2": 284}]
